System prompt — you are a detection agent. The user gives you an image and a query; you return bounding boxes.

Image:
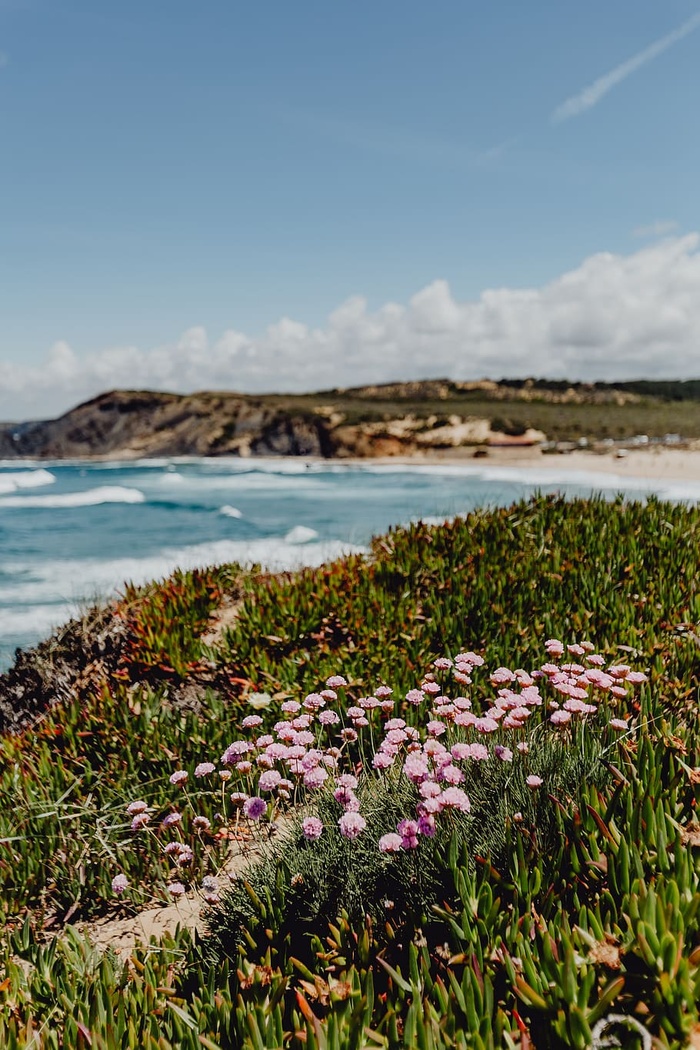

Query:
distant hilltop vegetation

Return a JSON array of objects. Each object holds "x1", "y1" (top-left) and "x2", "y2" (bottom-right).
[{"x1": 1, "y1": 378, "x2": 700, "y2": 459}]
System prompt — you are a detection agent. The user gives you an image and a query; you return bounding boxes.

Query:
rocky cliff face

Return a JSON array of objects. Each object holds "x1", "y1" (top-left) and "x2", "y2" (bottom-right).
[
  {"x1": 0, "y1": 386, "x2": 548, "y2": 460},
  {"x1": 0, "y1": 390, "x2": 337, "y2": 459}
]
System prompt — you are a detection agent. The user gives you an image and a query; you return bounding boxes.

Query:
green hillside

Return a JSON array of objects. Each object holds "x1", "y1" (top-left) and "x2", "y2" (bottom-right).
[{"x1": 0, "y1": 495, "x2": 698, "y2": 1048}]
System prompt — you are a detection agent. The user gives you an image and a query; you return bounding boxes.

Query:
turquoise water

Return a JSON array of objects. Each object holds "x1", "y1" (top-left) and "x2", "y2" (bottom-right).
[{"x1": 0, "y1": 457, "x2": 696, "y2": 669}]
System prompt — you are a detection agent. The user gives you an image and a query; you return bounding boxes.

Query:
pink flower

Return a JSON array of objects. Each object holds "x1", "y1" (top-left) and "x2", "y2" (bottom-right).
[
  {"x1": 258, "y1": 770, "x2": 282, "y2": 792},
  {"x1": 336, "y1": 774, "x2": 358, "y2": 789},
  {"x1": 456, "y1": 651, "x2": 483, "y2": 667},
  {"x1": 375, "y1": 685, "x2": 392, "y2": 698},
  {"x1": 450, "y1": 742, "x2": 471, "y2": 761},
  {"x1": 169, "y1": 770, "x2": 188, "y2": 786},
  {"x1": 403, "y1": 753, "x2": 430, "y2": 784},
  {"x1": 397, "y1": 819, "x2": 420, "y2": 849},
  {"x1": 111, "y1": 873, "x2": 129, "y2": 895},
  {"x1": 167, "y1": 882, "x2": 186, "y2": 898},
  {"x1": 176, "y1": 845, "x2": 193, "y2": 866},
  {"x1": 265, "y1": 742, "x2": 289, "y2": 760},
  {"x1": 626, "y1": 671, "x2": 647, "y2": 684},
  {"x1": 526, "y1": 775, "x2": 543, "y2": 789},
  {"x1": 193, "y1": 816, "x2": 211, "y2": 831},
  {"x1": 419, "y1": 780, "x2": 442, "y2": 798},
  {"x1": 441, "y1": 764, "x2": 464, "y2": 785},
  {"x1": 303, "y1": 693, "x2": 325, "y2": 710},
  {"x1": 230, "y1": 791, "x2": 249, "y2": 806},
  {"x1": 256, "y1": 734, "x2": 274, "y2": 748},
  {"x1": 294, "y1": 731, "x2": 315, "y2": 746},
  {"x1": 340, "y1": 728, "x2": 358, "y2": 743},
  {"x1": 405, "y1": 689, "x2": 425, "y2": 705},
  {"x1": 567, "y1": 644, "x2": 585, "y2": 656},
  {"x1": 302, "y1": 816, "x2": 324, "y2": 840},
  {"x1": 326, "y1": 675, "x2": 347, "y2": 688},
  {"x1": 281, "y1": 700, "x2": 301, "y2": 713},
  {"x1": 243, "y1": 796, "x2": 267, "y2": 820},
  {"x1": 301, "y1": 749, "x2": 323, "y2": 770},
  {"x1": 379, "y1": 833, "x2": 403, "y2": 853},
  {"x1": 609, "y1": 717, "x2": 629, "y2": 730},
  {"x1": 161, "y1": 812, "x2": 182, "y2": 828},
  {"x1": 550, "y1": 709, "x2": 572, "y2": 726},
  {"x1": 130, "y1": 813, "x2": 150, "y2": 831},
  {"x1": 608, "y1": 665, "x2": 631, "y2": 679},
  {"x1": 338, "y1": 811, "x2": 367, "y2": 839},
  {"x1": 495, "y1": 746, "x2": 513, "y2": 763},
  {"x1": 126, "y1": 800, "x2": 148, "y2": 815},
  {"x1": 373, "y1": 752, "x2": 394, "y2": 770},
  {"x1": 433, "y1": 657, "x2": 453, "y2": 670},
  {"x1": 221, "y1": 740, "x2": 252, "y2": 763},
  {"x1": 303, "y1": 767, "x2": 328, "y2": 789},
  {"x1": 236, "y1": 761, "x2": 253, "y2": 775},
  {"x1": 545, "y1": 639, "x2": 565, "y2": 657},
  {"x1": 475, "y1": 717, "x2": 499, "y2": 734},
  {"x1": 427, "y1": 720, "x2": 446, "y2": 737},
  {"x1": 586, "y1": 654, "x2": 605, "y2": 666},
  {"x1": 194, "y1": 762, "x2": 216, "y2": 778},
  {"x1": 242, "y1": 715, "x2": 263, "y2": 729},
  {"x1": 490, "y1": 667, "x2": 515, "y2": 685},
  {"x1": 417, "y1": 814, "x2": 436, "y2": 838},
  {"x1": 318, "y1": 710, "x2": 340, "y2": 725},
  {"x1": 469, "y1": 743, "x2": 489, "y2": 761},
  {"x1": 438, "y1": 787, "x2": 471, "y2": 813}
]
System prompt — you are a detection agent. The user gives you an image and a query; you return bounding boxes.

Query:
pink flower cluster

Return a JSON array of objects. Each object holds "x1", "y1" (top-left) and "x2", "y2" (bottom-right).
[{"x1": 117, "y1": 642, "x2": 647, "y2": 891}]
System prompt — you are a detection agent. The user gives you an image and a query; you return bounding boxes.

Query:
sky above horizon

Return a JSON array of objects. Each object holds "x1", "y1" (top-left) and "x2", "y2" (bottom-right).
[{"x1": 1, "y1": 1, "x2": 700, "y2": 420}]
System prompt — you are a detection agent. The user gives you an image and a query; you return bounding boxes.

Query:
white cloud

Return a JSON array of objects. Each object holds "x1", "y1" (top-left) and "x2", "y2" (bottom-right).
[
  {"x1": 632, "y1": 219, "x2": 679, "y2": 238},
  {"x1": 552, "y1": 11, "x2": 700, "y2": 123},
  {"x1": 2, "y1": 234, "x2": 700, "y2": 421}
]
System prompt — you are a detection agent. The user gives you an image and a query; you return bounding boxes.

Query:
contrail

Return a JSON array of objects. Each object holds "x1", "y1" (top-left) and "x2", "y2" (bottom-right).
[{"x1": 552, "y1": 10, "x2": 700, "y2": 123}]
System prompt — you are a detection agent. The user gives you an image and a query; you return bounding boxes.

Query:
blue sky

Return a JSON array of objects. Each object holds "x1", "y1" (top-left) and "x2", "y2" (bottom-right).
[{"x1": 1, "y1": 0, "x2": 700, "y2": 417}]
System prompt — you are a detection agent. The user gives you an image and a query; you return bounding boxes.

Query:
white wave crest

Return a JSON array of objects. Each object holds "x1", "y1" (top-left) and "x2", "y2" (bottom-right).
[
  {"x1": 220, "y1": 505, "x2": 243, "y2": 518},
  {"x1": 0, "y1": 469, "x2": 56, "y2": 495},
  {"x1": 284, "y1": 525, "x2": 319, "y2": 544},
  {"x1": 0, "y1": 485, "x2": 145, "y2": 508}
]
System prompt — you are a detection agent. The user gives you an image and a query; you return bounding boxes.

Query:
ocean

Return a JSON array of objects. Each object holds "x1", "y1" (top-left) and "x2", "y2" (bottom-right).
[{"x1": 0, "y1": 457, "x2": 697, "y2": 670}]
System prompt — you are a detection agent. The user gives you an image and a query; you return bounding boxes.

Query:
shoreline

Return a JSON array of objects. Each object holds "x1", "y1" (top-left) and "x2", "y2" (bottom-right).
[
  {"x1": 329, "y1": 445, "x2": 700, "y2": 483},
  {"x1": 3, "y1": 444, "x2": 700, "y2": 482}
]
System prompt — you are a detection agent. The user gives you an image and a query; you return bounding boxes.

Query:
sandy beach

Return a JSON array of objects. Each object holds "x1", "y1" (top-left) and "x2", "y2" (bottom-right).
[{"x1": 357, "y1": 445, "x2": 700, "y2": 483}]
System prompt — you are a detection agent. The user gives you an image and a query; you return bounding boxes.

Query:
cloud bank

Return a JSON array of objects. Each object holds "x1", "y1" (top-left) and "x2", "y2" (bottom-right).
[
  {"x1": 2, "y1": 234, "x2": 700, "y2": 421},
  {"x1": 552, "y1": 11, "x2": 700, "y2": 123}
]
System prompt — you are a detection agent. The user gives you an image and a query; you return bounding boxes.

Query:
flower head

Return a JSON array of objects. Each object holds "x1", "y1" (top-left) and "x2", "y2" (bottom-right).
[
  {"x1": 302, "y1": 816, "x2": 324, "y2": 840},
  {"x1": 243, "y1": 796, "x2": 267, "y2": 820},
  {"x1": 169, "y1": 770, "x2": 188, "y2": 786},
  {"x1": 378, "y1": 833, "x2": 403, "y2": 853},
  {"x1": 338, "y1": 811, "x2": 367, "y2": 839},
  {"x1": 194, "y1": 762, "x2": 216, "y2": 778},
  {"x1": 111, "y1": 873, "x2": 129, "y2": 895}
]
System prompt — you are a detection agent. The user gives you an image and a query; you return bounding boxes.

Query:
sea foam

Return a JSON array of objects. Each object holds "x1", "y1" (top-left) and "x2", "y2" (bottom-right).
[
  {"x1": 0, "y1": 469, "x2": 56, "y2": 495},
  {"x1": 0, "y1": 486, "x2": 145, "y2": 509}
]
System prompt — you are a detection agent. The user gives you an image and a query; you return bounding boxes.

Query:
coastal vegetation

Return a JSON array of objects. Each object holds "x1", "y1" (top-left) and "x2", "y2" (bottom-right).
[{"x1": 0, "y1": 495, "x2": 698, "y2": 1047}]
